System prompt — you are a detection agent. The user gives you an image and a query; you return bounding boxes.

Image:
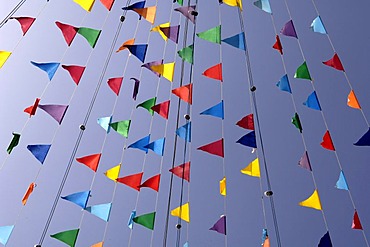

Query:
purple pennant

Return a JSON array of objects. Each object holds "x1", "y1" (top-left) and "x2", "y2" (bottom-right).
[
  {"x1": 130, "y1": 78, "x2": 140, "y2": 100},
  {"x1": 175, "y1": 6, "x2": 196, "y2": 24},
  {"x1": 38, "y1": 104, "x2": 69, "y2": 124},
  {"x1": 160, "y1": 25, "x2": 180, "y2": 44},
  {"x1": 141, "y1": 60, "x2": 163, "y2": 77},
  {"x1": 298, "y1": 151, "x2": 312, "y2": 171},
  {"x1": 209, "y1": 215, "x2": 226, "y2": 235},
  {"x1": 280, "y1": 20, "x2": 298, "y2": 39}
]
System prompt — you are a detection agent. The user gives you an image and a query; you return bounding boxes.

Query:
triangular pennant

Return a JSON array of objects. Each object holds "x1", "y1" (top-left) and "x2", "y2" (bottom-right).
[
  {"x1": 202, "y1": 63, "x2": 223, "y2": 81},
  {"x1": 62, "y1": 65, "x2": 85, "y2": 85},
  {"x1": 30, "y1": 61, "x2": 60, "y2": 80},
  {"x1": 140, "y1": 174, "x2": 160, "y2": 192},
  {"x1": 347, "y1": 90, "x2": 361, "y2": 109},
  {"x1": 107, "y1": 77, "x2": 123, "y2": 96},
  {"x1": 151, "y1": 23, "x2": 170, "y2": 41},
  {"x1": 197, "y1": 138, "x2": 224, "y2": 157},
  {"x1": 272, "y1": 35, "x2": 283, "y2": 54},
  {"x1": 294, "y1": 61, "x2": 311, "y2": 80},
  {"x1": 174, "y1": 6, "x2": 196, "y2": 24},
  {"x1": 236, "y1": 131, "x2": 257, "y2": 148},
  {"x1": 298, "y1": 151, "x2": 312, "y2": 171},
  {"x1": 7, "y1": 132, "x2": 21, "y2": 154},
  {"x1": 310, "y1": 16, "x2": 327, "y2": 34},
  {"x1": 354, "y1": 128, "x2": 370, "y2": 146},
  {"x1": 303, "y1": 91, "x2": 321, "y2": 110},
  {"x1": 352, "y1": 210, "x2": 363, "y2": 230},
  {"x1": 176, "y1": 122, "x2": 191, "y2": 142},
  {"x1": 276, "y1": 74, "x2": 291, "y2": 93},
  {"x1": 76, "y1": 153, "x2": 102, "y2": 172},
  {"x1": 262, "y1": 229, "x2": 268, "y2": 245},
  {"x1": 133, "y1": 6, "x2": 157, "y2": 24},
  {"x1": 321, "y1": 131, "x2": 335, "y2": 151},
  {"x1": 128, "y1": 210, "x2": 136, "y2": 229},
  {"x1": 292, "y1": 113, "x2": 302, "y2": 133},
  {"x1": 130, "y1": 78, "x2": 140, "y2": 100},
  {"x1": 100, "y1": 0, "x2": 114, "y2": 10},
  {"x1": 97, "y1": 116, "x2": 112, "y2": 133},
  {"x1": 280, "y1": 20, "x2": 297, "y2": 38},
  {"x1": 50, "y1": 229, "x2": 79, "y2": 247},
  {"x1": 241, "y1": 158, "x2": 260, "y2": 177},
  {"x1": 210, "y1": 215, "x2": 226, "y2": 235},
  {"x1": 137, "y1": 97, "x2": 157, "y2": 115},
  {"x1": 253, "y1": 0, "x2": 272, "y2": 14},
  {"x1": 11, "y1": 17, "x2": 36, "y2": 35},
  {"x1": 77, "y1": 27, "x2": 101, "y2": 48},
  {"x1": 299, "y1": 189, "x2": 322, "y2": 210},
  {"x1": 151, "y1": 62, "x2": 175, "y2": 82},
  {"x1": 160, "y1": 25, "x2": 180, "y2": 43},
  {"x1": 117, "y1": 172, "x2": 143, "y2": 191},
  {"x1": 183, "y1": 242, "x2": 189, "y2": 247},
  {"x1": 220, "y1": 177, "x2": 226, "y2": 196},
  {"x1": 0, "y1": 225, "x2": 14, "y2": 245},
  {"x1": 27, "y1": 144, "x2": 51, "y2": 164},
  {"x1": 145, "y1": 138, "x2": 165, "y2": 156},
  {"x1": 110, "y1": 120, "x2": 131, "y2": 138},
  {"x1": 222, "y1": 32, "x2": 246, "y2": 50},
  {"x1": 223, "y1": 0, "x2": 242, "y2": 10},
  {"x1": 91, "y1": 241, "x2": 104, "y2": 247},
  {"x1": 263, "y1": 237, "x2": 270, "y2": 247},
  {"x1": 133, "y1": 212, "x2": 156, "y2": 230},
  {"x1": 236, "y1": 114, "x2": 254, "y2": 130},
  {"x1": 177, "y1": 0, "x2": 183, "y2": 5},
  {"x1": 200, "y1": 101, "x2": 224, "y2": 119},
  {"x1": 128, "y1": 135, "x2": 150, "y2": 153},
  {"x1": 335, "y1": 171, "x2": 349, "y2": 190},
  {"x1": 197, "y1": 25, "x2": 221, "y2": 44},
  {"x1": 318, "y1": 231, "x2": 332, "y2": 247},
  {"x1": 171, "y1": 202, "x2": 190, "y2": 223},
  {"x1": 74, "y1": 0, "x2": 95, "y2": 11},
  {"x1": 122, "y1": 1, "x2": 145, "y2": 11},
  {"x1": 178, "y1": 45, "x2": 194, "y2": 64},
  {"x1": 151, "y1": 100, "x2": 170, "y2": 119},
  {"x1": 38, "y1": 104, "x2": 69, "y2": 124},
  {"x1": 104, "y1": 164, "x2": 121, "y2": 181},
  {"x1": 0, "y1": 51, "x2": 11, "y2": 69},
  {"x1": 86, "y1": 203, "x2": 112, "y2": 221},
  {"x1": 22, "y1": 182, "x2": 35, "y2": 205},
  {"x1": 172, "y1": 83, "x2": 192, "y2": 104},
  {"x1": 55, "y1": 21, "x2": 79, "y2": 46},
  {"x1": 169, "y1": 162, "x2": 190, "y2": 182},
  {"x1": 323, "y1": 53, "x2": 344, "y2": 71},
  {"x1": 116, "y1": 38, "x2": 135, "y2": 52},
  {"x1": 125, "y1": 44, "x2": 148, "y2": 62},
  {"x1": 24, "y1": 98, "x2": 40, "y2": 116},
  {"x1": 61, "y1": 191, "x2": 90, "y2": 209},
  {"x1": 142, "y1": 60, "x2": 163, "y2": 77}
]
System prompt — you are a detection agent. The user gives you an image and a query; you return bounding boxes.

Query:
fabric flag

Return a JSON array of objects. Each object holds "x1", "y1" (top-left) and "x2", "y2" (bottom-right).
[
  {"x1": 292, "y1": 113, "x2": 302, "y2": 133},
  {"x1": 133, "y1": 6, "x2": 157, "y2": 24},
  {"x1": 110, "y1": 120, "x2": 131, "y2": 138},
  {"x1": 310, "y1": 16, "x2": 327, "y2": 34},
  {"x1": 171, "y1": 202, "x2": 190, "y2": 223},
  {"x1": 160, "y1": 25, "x2": 180, "y2": 43},
  {"x1": 197, "y1": 139, "x2": 224, "y2": 157},
  {"x1": 347, "y1": 90, "x2": 361, "y2": 109},
  {"x1": 174, "y1": 6, "x2": 196, "y2": 24},
  {"x1": 133, "y1": 212, "x2": 156, "y2": 230},
  {"x1": 298, "y1": 151, "x2": 312, "y2": 171},
  {"x1": 152, "y1": 100, "x2": 170, "y2": 119},
  {"x1": 299, "y1": 189, "x2": 322, "y2": 210},
  {"x1": 91, "y1": 242, "x2": 104, "y2": 247},
  {"x1": 27, "y1": 144, "x2": 51, "y2": 164},
  {"x1": 352, "y1": 210, "x2": 363, "y2": 230},
  {"x1": 74, "y1": 0, "x2": 95, "y2": 11},
  {"x1": 104, "y1": 164, "x2": 121, "y2": 181},
  {"x1": 354, "y1": 128, "x2": 370, "y2": 146},
  {"x1": 140, "y1": 174, "x2": 160, "y2": 192},
  {"x1": 77, "y1": 27, "x2": 101, "y2": 48},
  {"x1": 145, "y1": 138, "x2": 165, "y2": 156},
  {"x1": 318, "y1": 231, "x2": 332, "y2": 247},
  {"x1": 178, "y1": 44, "x2": 194, "y2": 64},
  {"x1": 0, "y1": 51, "x2": 11, "y2": 69},
  {"x1": 177, "y1": 0, "x2": 183, "y2": 5},
  {"x1": 176, "y1": 122, "x2": 191, "y2": 142},
  {"x1": 122, "y1": 1, "x2": 145, "y2": 11},
  {"x1": 222, "y1": 32, "x2": 246, "y2": 50},
  {"x1": 38, "y1": 104, "x2": 69, "y2": 124},
  {"x1": 272, "y1": 35, "x2": 283, "y2": 54},
  {"x1": 321, "y1": 131, "x2": 335, "y2": 151},
  {"x1": 76, "y1": 153, "x2": 102, "y2": 172},
  {"x1": 236, "y1": 114, "x2": 254, "y2": 130},
  {"x1": 142, "y1": 60, "x2": 163, "y2": 76},
  {"x1": 128, "y1": 135, "x2": 150, "y2": 153},
  {"x1": 200, "y1": 101, "x2": 224, "y2": 119},
  {"x1": 86, "y1": 203, "x2": 112, "y2": 221},
  {"x1": 223, "y1": 0, "x2": 242, "y2": 10},
  {"x1": 151, "y1": 23, "x2": 170, "y2": 41},
  {"x1": 253, "y1": 0, "x2": 272, "y2": 14},
  {"x1": 7, "y1": 133, "x2": 20, "y2": 154},
  {"x1": 323, "y1": 53, "x2": 344, "y2": 71},
  {"x1": 241, "y1": 158, "x2": 260, "y2": 177},
  {"x1": 11, "y1": 17, "x2": 35, "y2": 36},
  {"x1": 55, "y1": 21, "x2": 78, "y2": 46},
  {"x1": 210, "y1": 215, "x2": 226, "y2": 235},
  {"x1": 220, "y1": 177, "x2": 226, "y2": 196},
  {"x1": 30, "y1": 61, "x2": 60, "y2": 81},
  {"x1": 276, "y1": 74, "x2": 291, "y2": 93},
  {"x1": 169, "y1": 162, "x2": 190, "y2": 182},
  {"x1": 0, "y1": 226, "x2": 14, "y2": 245},
  {"x1": 197, "y1": 25, "x2": 221, "y2": 44},
  {"x1": 22, "y1": 182, "x2": 35, "y2": 205},
  {"x1": 202, "y1": 63, "x2": 223, "y2": 81},
  {"x1": 237, "y1": 131, "x2": 257, "y2": 148},
  {"x1": 24, "y1": 98, "x2": 40, "y2": 116},
  {"x1": 100, "y1": 0, "x2": 114, "y2": 10},
  {"x1": 116, "y1": 38, "x2": 135, "y2": 52},
  {"x1": 294, "y1": 61, "x2": 311, "y2": 80},
  {"x1": 107, "y1": 77, "x2": 123, "y2": 96},
  {"x1": 125, "y1": 44, "x2": 148, "y2": 63},
  {"x1": 50, "y1": 229, "x2": 79, "y2": 247},
  {"x1": 151, "y1": 62, "x2": 175, "y2": 82},
  {"x1": 184, "y1": 242, "x2": 189, "y2": 247},
  {"x1": 137, "y1": 97, "x2": 157, "y2": 115},
  {"x1": 117, "y1": 172, "x2": 143, "y2": 191},
  {"x1": 303, "y1": 91, "x2": 321, "y2": 110},
  {"x1": 172, "y1": 83, "x2": 192, "y2": 104},
  {"x1": 128, "y1": 210, "x2": 136, "y2": 229},
  {"x1": 280, "y1": 20, "x2": 297, "y2": 38},
  {"x1": 335, "y1": 171, "x2": 349, "y2": 190},
  {"x1": 263, "y1": 237, "x2": 270, "y2": 247},
  {"x1": 61, "y1": 190, "x2": 90, "y2": 209},
  {"x1": 262, "y1": 229, "x2": 269, "y2": 246},
  {"x1": 130, "y1": 78, "x2": 140, "y2": 100},
  {"x1": 97, "y1": 116, "x2": 112, "y2": 133},
  {"x1": 62, "y1": 65, "x2": 85, "y2": 85}
]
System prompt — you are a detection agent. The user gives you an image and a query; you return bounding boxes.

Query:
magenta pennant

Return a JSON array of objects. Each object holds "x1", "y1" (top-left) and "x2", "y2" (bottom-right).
[
  {"x1": 62, "y1": 65, "x2": 85, "y2": 85},
  {"x1": 107, "y1": 77, "x2": 123, "y2": 96},
  {"x1": 298, "y1": 151, "x2": 312, "y2": 171},
  {"x1": 38, "y1": 104, "x2": 69, "y2": 124}
]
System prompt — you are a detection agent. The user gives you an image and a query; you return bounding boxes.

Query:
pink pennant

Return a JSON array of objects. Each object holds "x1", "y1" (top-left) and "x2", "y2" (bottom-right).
[{"x1": 62, "y1": 65, "x2": 85, "y2": 85}]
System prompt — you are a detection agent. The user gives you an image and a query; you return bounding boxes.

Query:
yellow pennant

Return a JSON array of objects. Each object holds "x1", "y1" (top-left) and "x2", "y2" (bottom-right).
[
  {"x1": 220, "y1": 177, "x2": 226, "y2": 196},
  {"x1": 171, "y1": 202, "x2": 190, "y2": 223},
  {"x1": 151, "y1": 62, "x2": 175, "y2": 82},
  {"x1": 73, "y1": 0, "x2": 95, "y2": 11},
  {"x1": 151, "y1": 22, "x2": 170, "y2": 41},
  {"x1": 104, "y1": 164, "x2": 121, "y2": 181},
  {"x1": 0, "y1": 51, "x2": 11, "y2": 69},
  {"x1": 223, "y1": 0, "x2": 243, "y2": 11},
  {"x1": 241, "y1": 158, "x2": 260, "y2": 177},
  {"x1": 299, "y1": 189, "x2": 322, "y2": 210}
]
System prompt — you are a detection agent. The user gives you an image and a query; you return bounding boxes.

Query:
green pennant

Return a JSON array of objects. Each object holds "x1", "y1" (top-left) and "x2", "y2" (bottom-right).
[
  {"x1": 177, "y1": 0, "x2": 183, "y2": 5},
  {"x1": 7, "y1": 133, "x2": 20, "y2": 154},
  {"x1": 136, "y1": 97, "x2": 157, "y2": 115},
  {"x1": 294, "y1": 61, "x2": 311, "y2": 80},
  {"x1": 133, "y1": 212, "x2": 156, "y2": 230},
  {"x1": 292, "y1": 113, "x2": 302, "y2": 133},
  {"x1": 178, "y1": 44, "x2": 193, "y2": 64},
  {"x1": 197, "y1": 25, "x2": 221, "y2": 44},
  {"x1": 77, "y1": 27, "x2": 101, "y2": 48},
  {"x1": 50, "y1": 229, "x2": 79, "y2": 247},
  {"x1": 110, "y1": 120, "x2": 131, "y2": 138}
]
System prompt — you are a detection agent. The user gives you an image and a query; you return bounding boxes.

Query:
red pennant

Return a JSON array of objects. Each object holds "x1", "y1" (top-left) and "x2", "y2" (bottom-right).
[
  {"x1": 272, "y1": 35, "x2": 283, "y2": 54},
  {"x1": 24, "y1": 98, "x2": 40, "y2": 116},
  {"x1": 352, "y1": 210, "x2": 363, "y2": 230},
  {"x1": 76, "y1": 153, "x2": 102, "y2": 172},
  {"x1": 320, "y1": 130, "x2": 335, "y2": 151},
  {"x1": 202, "y1": 63, "x2": 223, "y2": 82},
  {"x1": 62, "y1": 65, "x2": 85, "y2": 85},
  {"x1": 197, "y1": 139, "x2": 224, "y2": 157},
  {"x1": 117, "y1": 172, "x2": 143, "y2": 191},
  {"x1": 169, "y1": 162, "x2": 190, "y2": 182},
  {"x1": 107, "y1": 77, "x2": 123, "y2": 96},
  {"x1": 100, "y1": 0, "x2": 114, "y2": 10},
  {"x1": 236, "y1": 114, "x2": 254, "y2": 130},
  {"x1": 55, "y1": 21, "x2": 78, "y2": 46},
  {"x1": 12, "y1": 17, "x2": 36, "y2": 36},
  {"x1": 323, "y1": 53, "x2": 344, "y2": 71},
  {"x1": 151, "y1": 100, "x2": 170, "y2": 119},
  {"x1": 172, "y1": 83, "x2": 192, "y2": 104},
  {"x1": 140, "y1": 174, "x2": 160, "y2": 192}
]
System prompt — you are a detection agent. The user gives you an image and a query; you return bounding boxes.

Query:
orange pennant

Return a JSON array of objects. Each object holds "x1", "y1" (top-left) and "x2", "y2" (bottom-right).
[
  {"x1": 133, "y1": 6, "x2": 156, "y2": 24},
  {"x1": 347, "y1": 90, "x2": 361, "y2": 109},
  {"x1": 202, "y1": 63, "x2": 223, "y2": 81},
  {"x1": 172, "y1": 83, "x2": 192, "y2": 104},
  {"x1": 22, "y1": 183, "x2": 36, "y2": 205},
  {"x1": 76, "y1": 153, "x2": 102, "y2": 172},
  {"x1": 116, "y1": 38, "x2": 135, "y2": 52}
]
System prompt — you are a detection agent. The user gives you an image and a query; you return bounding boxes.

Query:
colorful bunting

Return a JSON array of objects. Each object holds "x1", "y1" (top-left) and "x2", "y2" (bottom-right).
[
  {"x1": 354, "y1": 128, "x2": 370, "y2": 146},
  {"x1": 335, "y1": 171, "x2": 349, "y2": 190},
  {"x1": 347, "y1": 90, "x2": 361, "y2": 109},
  {"x1": 200, "y1": 101, "x2": 224, "y2": 119},
  {"x1": 151, "y1": 62, "x2": 175, "y2": 82},
  {"x1": 0, "y1": 51, "x2": 11, "y2": 69},
  {"x1": 7, "y1": 133, "x2": 20, "y2": 154},
  {"x1": 197, "y1": 138, "x2": 224, "y2": 157},
  {"x1": 318, "y1": 231, "x2": 332, "y2": 247},
  {"x1": 74, "y1": 0, "x2": 95, "y2": 11},
  {"x1": 321, "y1": 131, "x2": 335, "y2": 151},
  {"x1": 220, "y1": 177, "x2": 226, "y2": 196},
  {"x1": 303, "y1": 91, "x2": 321, "y2": 110},
  {"x1": 171, "y1": 202, "x2": 190, "y2": 223},
  {"x1": 151, "y1": 23, "x2": 170, "y2": 41},
  {"x1": 140, "y1": 174, "x2": 160, "y2": 192},
  {"x1": 241, "y1": 158, "x2": 260, "y2": 177},
  {"x1": 142, "y1": 60, "x2": 163, "y2": 77},
  {"x1": 38, "y1": 104, "x2": 69, "y2": 124},
  {"x1": 86, "y1": 203, "x2": 112, "y2": 221},
  {"x1": 292, "y1": 113, "x2": 302, "y2": 133},
  {"x1": 323, "y1": 53, "x2": 344, "y2": 71},
  {"x1": 22, "y1": 182, "x2": 35, "y2": 205},
  {"x1": 174, "y1": 6, "x2": 196, "y2": 24},
  {"x1": 104, "y1": 164, "x2": 121, "y2": 181},
  {"x1": 116, "y1": 38, "x2": 135, "y2": 52},
  {"x1": 62, "y1": 65, "x2": 85, "y2": 85},
  {"x1": 236, "y1": 131, "x2": 257, "y2": 148},
  {"x1": 0, "y1": 225, "x2": 14, "y2": 245},
  {"x1": 202, "y1": 63, "x2": 223, "y2": 81},
  {"x1": 76, "y1": 153, "x2": 102, "y2": 172},
  {"x1": 276, "y1": 74, "x2": 291, "y2": 93},
  {"x1": 197, "y1": 25, "x2": 221, "y2": 44},
  {"x1": 128, "y1": 135, "x2": 150, "y2": 152},
  {"x1": 133, "y1": 6, "x2": 157, "y2": 24},
  {"x1": 236, "y1": 114, "x2": 254, "y2": 130},
  {"x1": 30, "y1": 61, "x2": 60, "y2": 81},
  {"x1": 160, "y1": 25, "x2": 180, "y2": 43},
  {"x1": 24, "y1": 98, "x2": 40, "y2": 116},
  {"x1": 128, "y1": 210, "x2": 136, "y2": 229},
  {"x1": 223, "y1": 0, "x2": 242, "y2": 10},
  {"x1": 145, "y1": 138, "x2": 165, "y2": 156},
  {"x1": 137, "y1": 97, "x2": 157, "y2": 115},
  {"x1": 299, "y1": 189, "x2": 322, "y2": 210},
  {"x1": 280, "y1": 20, "x2": 298, "y2": 39},
  {"x1": 100, "y1": 0, "x2": 114, "y2": 10},
  {"x1": 311, "y1": 16, "x2": 327, "y2": 34},
  {"x1": 130, "y1": 78, "x2": 140, "y2": 100},
  {"x1": 210, "y1": 215, "x2": 226, "y2": 235},
  {"x1": 178, "y1": 44, "x2": 194, "y2": 64},
  {"x1": 152, "y1": 100, "x2": 170, "y2": 119},
  {"x1": 55, "y1": 21, "x2": 78, "y2": 46},
  {"x1": 298, "y1": 151, "x2": 312, "y2": 171},
  {"x1": 110, "y1": 120, "x2": 131, "y2": 138},
  {"x1": 77, "y1": 27, "x2": 101, "y2": 48},
  {"x1": 172, "y1": 83, "x2": 192, "y2": 104},
  {"x1": 61, "y1": 190, "x2": 90, "y2": 209},
  {"x1": 27, "y1": 144, "x2": 51, "y2": 164},
  {"x1": 253, "y1": 0, "x2": 272, "y2": 14},
  {"x1": 50, "y1": 229, "x2": 79, "y2": 247},
  {"x1": 272, "y1": 35, "x2": 283, "y2": 54},
  {"x1": 169, "y1": 162, "x2": 190, "y2": 182},
  {"x1": 117, "y1": 172, "x2": 143, "y2": 191},
  {"x1": 133, "y1": 212, "x2": 156, "y2": 230},
  {"x1": 11, "y1": 17, "x2": 36, "y2": 35},
  {"x1": 294, "y1": 61, "x2": 311, "y2": 80},
  {"x1": 352, "y1": 210, "x2": 363, "y2": 230},
  {"x1": 125, "y1": 44, "x2": 148, "y2": 62},
  {"x1": 222, "y1": 32, "x2": 246, "y2": 50},
  {"x1": 97, "y1": 116, "x2": 112, "y2": 133},
  {"x1": 107, "y1": 77, "x2": 123, "y2": 96},
  {"x1": 176, "y1": 122, "x2": 191, "y2": 142}
]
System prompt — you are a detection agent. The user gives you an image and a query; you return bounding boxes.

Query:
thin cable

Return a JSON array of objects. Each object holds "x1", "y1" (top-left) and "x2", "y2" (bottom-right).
[{"x1": 0, "y1": 0, "x2": 27, "y2": 28}]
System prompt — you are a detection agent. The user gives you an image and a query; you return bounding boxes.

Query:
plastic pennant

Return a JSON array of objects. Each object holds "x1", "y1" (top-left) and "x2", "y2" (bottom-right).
[
  {"x1": 280, "y1": 20, "x2": 298, "y2": 39},
  {"x1": 91, "y1": 241, "x2": 104, "y2": 247},
  {"x1": 116, "y1": 38, "x2": 135, "y2": 52},
  {"x1": 152, "y1": 100, "x2": 170, "y2": 119},
  {"x1": 142, "y1": 60, "x2": 163, "y2": 77},
  {"x1": 272, "y1": 35, "x2": 283, "y2": 54},
  {"x1": 151, "y1": 23, "x2": 170, "y2": 41},
  {"x1": 107, "y1": 77, "x2": 123, "y2": 96},
  {"x1": 117, "y1": 172, "x2": 143, "y2": 191},
  {"x1": 236, "y1": 131, "x2": 257, "y2": 148},
  {"x1": 323, "y1": 53, "x2": 344, "y2": 71},
  {"x1": 292, "y1": 113, "x2": 302, "y2": 133},
  {"x1": 104, "y1": 164, "x2": 121, "y2": 181},
  {"x1": 0, "y1": 51, "x2": 11, "y2": 68},
  {"x1": 303, "y1": 91, "x2": 321, "y2": 110},
  {"x1": 30, "y1": 61, "x2": 60, "y2": 81},
  {"x1": 176, "y1": 122, "x2": 191, "y2": 142},
  {"x1": 197, "y1": 138, "x2": 224, "y2": 157},
  {"x1": 220, "y1": 177, "x2": 226, "y2": 196},
  {"x1": 197, "y1": 25, "x2": 221, "y2": 44},
  {"x1": 276, "y1": 74, "x2": 291, "y2": 93},
  {"x1": 77, "y1": 27, "x2": 101, "y2": 48},
  {"x1": 174, "y1": 6, "x2": 196, "y2": 24},
  {"x1": 299, "y1": 189, "x2": 322, "y2": 210},
  {"x1": 223, "y1": 0, "x2": 242, "y2": 10},
  {"x1": 0, "y1": 225, "x2": 14, "y2": 245},
  {"x1": 7, "y1": 132, "x2": 21, "y2": 154},
  {"x1": 200, "y1": 101, "x2": 224, "y2": 119},
  {"x1": 354, "y1": 128, "x2": 370, "y2": 146},
  {"x1": 27, "y1": 144, "x2": 51, "y2": 164},
  {"x1": 140, "y1": 174, "x2": 161, "y2": 192},
  {"x1": 38, "y1": 104, "x2": 69, "y2": 124},
  {"x1": 169, "y1": 162, "x2": 190, "y2": 182},
  {"x1": 74, "y1": 0, "x2": 95, "y2": 11},
  {"x1": 110, "y1": 120, "x2": 131, "y2": 138},
  {"x1": 294, "y1": 61, "x2": 311, "y2": 80},
  {"x1": 55, "y1": 21, "x2": 79, "y2": 46},
  {"x1": 172, "y1": 83, "x2": 192, "y2": 104},
  {"x1": 128, "y1": 210, "x2": 136, "y2": 229},
  {"x1": 352, "y1": 210, "x2": 363, "y2": 230},
  {"x1": 171, "y1": 202, "x2": 190, "y2": 223},
  {"x1": 202, "y1": 63, "x2": 223, "y2": 81},
  {"x1": 160, "y1": 25, "x2": 180, "y2": 43},
  {"x1": 210, "y1": 215, "x2": 226, "y2": 235},
  {"x1": 145, "y1": 138, "x2": 165, "y2": 156},
  {"x1": 86, "y1": 203, "x2": 112, "y2": 221},
  {"x1": 321, "y1": 131, "x2": 335, "y2": 151},
  {"x1": 22, "y1": 182, "x2": 35, "y2": 205},
  {"x1": 61, "y1": 190, "x2": 90, "y2": 209},
  {"x1": 222, "y1": 32, "x2": 246, "y2": 50},
  {"x1": 76, "y1": 153, "x2": 102, "y2": 172},
  {"x1": 310, "y1": 16, "x2": 327, "y2": 34},
  {"x1": 100, "y1": 0, "x2": 114, "y2": 10},
  {"x1": 137, "y1": 97, "x2": 157, "y2": 115},
  {"x1": 128, "y1": 135, "x2": 150, "y2": 153},
  {"x1": 241, "y1": 158, "x2": 260, "y2": 177},
  {"x1": 133, "y1": 6, "x2": 157, "y2": 24},
  {"x1": 347, "y1": 90, "x2": 361, "y2": 109},
  {"x1": 130, "y1": 78, "x2": 140, "y2": 100},
  {"x1": 11, "y1": 17, "x2": 36, "y2": 36},
  {"x1": 253, "y1": 0, "x2": 272, "y2": 14},
  {"x1": 125, "y1": 44, "x2": 148, "y2": 63},
  {"x1": 318, "y1": 231, "x2": 332, "y2": 247},
  {"x1": 50, "y1": 229, "x2": 79, "y2": 247},
  {"x1": 133, "y1": 212, "x2": 156, "y2": 230},
  {"x1": 62, "y1": 65, "x2": 85, "y2": 85},
  {"x1": 97, "y1": 116, "x2": 112, "y2": 133},
  {"x1": 150, "y1": 62, "x2": 175, "y2": 82},
  {"x1": 298, "y1": 151, "x2": 312, "y2": 171},
  {"x1": 24, "y1": 98, "x2": 40, "y2": 116},
  {"x1": 335, "y1": 171, "x2": 349, "y2": 190},
  {"x1": 236, "y1": 114, "x2": 254, "y2": 130}
]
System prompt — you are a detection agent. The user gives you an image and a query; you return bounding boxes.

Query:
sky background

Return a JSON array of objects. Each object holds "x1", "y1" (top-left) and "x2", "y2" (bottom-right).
[{"x1": 0, "y1": 0, "x2": 370, "y2": 246}]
